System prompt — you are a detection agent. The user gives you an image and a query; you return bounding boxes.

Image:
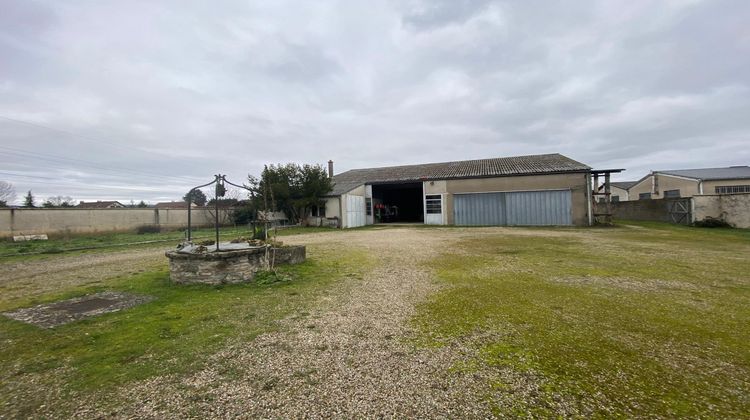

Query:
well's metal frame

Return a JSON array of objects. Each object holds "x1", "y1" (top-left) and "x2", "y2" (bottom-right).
[{"x1": 186, "y1": 174, "x2": 251, "y2": 251}]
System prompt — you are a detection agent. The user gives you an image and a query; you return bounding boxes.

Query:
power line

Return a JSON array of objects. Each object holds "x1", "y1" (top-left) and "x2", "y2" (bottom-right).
[
  {"x1": 0, "y1": 114, "x2": 154, "y2": 155},
  {"x1": 0, "y1": 171, "x2": 182, "y2": 191},
  {"x1": 0, "y1": 115, "x2": 213, "y2": 183},
  {"x1": 0, "y1": 146, "x2": 206, "y2": 184}
]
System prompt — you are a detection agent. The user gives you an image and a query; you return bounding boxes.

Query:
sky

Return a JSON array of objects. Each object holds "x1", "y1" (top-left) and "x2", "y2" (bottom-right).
[{"x1": 1, "y1": 0, "x2": 749, "y2": 205}]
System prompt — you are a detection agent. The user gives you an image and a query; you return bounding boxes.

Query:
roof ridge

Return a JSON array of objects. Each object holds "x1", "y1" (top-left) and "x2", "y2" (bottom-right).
[
  {"x1": 338, "y1": 153, "x2": 570, "y2": 174},
  {"x1": 657, "y1": 166, "x2": 749, "y2": 172}
]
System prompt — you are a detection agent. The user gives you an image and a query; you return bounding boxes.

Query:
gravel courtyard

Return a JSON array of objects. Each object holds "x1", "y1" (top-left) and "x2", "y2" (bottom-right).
[
  {"x1": 100, "y1": 227, "x2": 520, "y2": 418},
  {"x1": 3, "y1": 224, "x2": 748, "y2": 418}
]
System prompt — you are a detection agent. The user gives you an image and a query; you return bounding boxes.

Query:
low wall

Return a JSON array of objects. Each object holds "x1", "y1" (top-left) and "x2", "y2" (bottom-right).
[
  {"x1": 611, "y1": 198, "x2": 684, "y2": 223},
  {"x1": 0, "y1": 208, "x2": 221, "y2": 237},
  {"x1": 166, "y1": 245, "x2": 306, "y2": 285},
  {"x1": 693, "y1": 193, "x2": 750, "y2": 228},
  {"x1": 612, "y1": 194, "x2": 750, "y2": 228}
]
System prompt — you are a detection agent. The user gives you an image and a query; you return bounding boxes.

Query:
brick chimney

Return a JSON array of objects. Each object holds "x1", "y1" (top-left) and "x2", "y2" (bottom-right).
[{"x1": 328, "y1": 160, "x2": 334, "y2": 178}]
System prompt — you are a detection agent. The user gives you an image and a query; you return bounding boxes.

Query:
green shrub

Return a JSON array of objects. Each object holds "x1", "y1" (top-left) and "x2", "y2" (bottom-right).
[
  {"x1": 232, "y1": 206, "x2": 255, "y2": 225},
  {"x1": 254, "y1": 270, "x2": 292, "y2": 285},
  {"x1": 694, "y1": 218, "x2": 733, "y2": 228}
]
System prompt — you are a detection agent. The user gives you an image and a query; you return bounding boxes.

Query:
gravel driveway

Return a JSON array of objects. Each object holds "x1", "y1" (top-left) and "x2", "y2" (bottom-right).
[{"x1": 71, "y1": 227, "x2": 506, "y2": 418}]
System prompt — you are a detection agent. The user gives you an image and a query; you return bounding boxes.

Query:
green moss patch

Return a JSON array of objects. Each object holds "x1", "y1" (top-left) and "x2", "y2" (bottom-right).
[{"x1": 414, "y1": 224, "x2": 750, "y2": 417}]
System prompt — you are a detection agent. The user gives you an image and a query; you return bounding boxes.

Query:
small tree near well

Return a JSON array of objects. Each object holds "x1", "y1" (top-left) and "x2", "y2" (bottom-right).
[{"x1": 247, "y1": 163, "x2": 332, "y2": 223}]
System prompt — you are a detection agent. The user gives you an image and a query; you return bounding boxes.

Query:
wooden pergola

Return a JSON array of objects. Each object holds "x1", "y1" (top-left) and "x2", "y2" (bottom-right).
[{"x1": 591, "y1": 168, "x2": 625, "y2": 225}]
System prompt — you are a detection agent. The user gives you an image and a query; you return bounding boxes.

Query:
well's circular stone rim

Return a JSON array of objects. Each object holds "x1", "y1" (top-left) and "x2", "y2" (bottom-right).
[{"x1": 165, "y1": 244, "x2": 306, "y2": 285}]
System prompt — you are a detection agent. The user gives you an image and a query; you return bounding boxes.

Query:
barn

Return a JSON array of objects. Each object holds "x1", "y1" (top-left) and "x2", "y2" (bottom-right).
[{"x1": 320, "y1": 153, "x2": 593, "y2": 228}]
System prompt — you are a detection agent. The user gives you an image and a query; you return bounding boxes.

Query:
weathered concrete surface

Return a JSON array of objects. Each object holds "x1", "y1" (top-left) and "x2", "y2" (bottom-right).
[
  {"x1": 272, "y1": 245, "x2": 306, "y2": 265},
  {"x1": 166, "y1": 245, "x2": 306, "y2": 285},
  {"x1": 3, "y1": 291, "x2": 154, "y2": 328},
  {"x1": 694, "y1": 193, "x2": 750, "y2": 228},
  {"x1": 613, "y1": 194, "x2": 750, "y2": 228}
]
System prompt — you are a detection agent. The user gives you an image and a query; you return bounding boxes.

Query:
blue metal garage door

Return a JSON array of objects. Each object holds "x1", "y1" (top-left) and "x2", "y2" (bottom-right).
[{"x1": 453, "y1": 190, "x2": 572, "y2": 226}]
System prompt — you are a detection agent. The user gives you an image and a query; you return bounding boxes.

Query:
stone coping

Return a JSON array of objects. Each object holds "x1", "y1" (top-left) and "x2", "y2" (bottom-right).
[{"x1": 166, "y1": 246, "x2": 268, "y2": 260}]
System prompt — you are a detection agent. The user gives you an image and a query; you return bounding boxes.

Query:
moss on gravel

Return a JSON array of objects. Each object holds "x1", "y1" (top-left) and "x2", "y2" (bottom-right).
[{"x1": 413, "y1": 222, "x2": 750, "y2": 417}]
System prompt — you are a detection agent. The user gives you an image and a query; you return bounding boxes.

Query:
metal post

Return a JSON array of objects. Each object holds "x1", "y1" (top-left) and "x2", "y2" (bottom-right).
[
  {"x1": 604, "y1": 172, "x2": 611, "y2": 224},
  {"x1": 215, "y1": 174, "x2": 220, "y2": 251},
  {"x1": 185, "y1": 174, "x2": 251, "y2": 249},
  {"x1": 187, "y1": 195, "x2": 192, "y2": 242}
]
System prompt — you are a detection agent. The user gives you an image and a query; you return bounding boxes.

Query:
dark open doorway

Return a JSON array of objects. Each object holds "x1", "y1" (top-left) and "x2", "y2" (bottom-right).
[{"x1": 371, "y1": 182, "x2": 423, "y2": 223}]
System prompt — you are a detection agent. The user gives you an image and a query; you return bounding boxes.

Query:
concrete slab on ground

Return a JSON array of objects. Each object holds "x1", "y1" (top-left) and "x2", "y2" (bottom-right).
[{"x1": 3, "y1": 291, "x2": 154, "y2": 328}]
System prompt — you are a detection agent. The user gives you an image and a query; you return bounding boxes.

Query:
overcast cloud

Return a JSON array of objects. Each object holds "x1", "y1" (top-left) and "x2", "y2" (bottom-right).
[{"x1": 1, "y1": 0, "x2": 749, "y2": 204}]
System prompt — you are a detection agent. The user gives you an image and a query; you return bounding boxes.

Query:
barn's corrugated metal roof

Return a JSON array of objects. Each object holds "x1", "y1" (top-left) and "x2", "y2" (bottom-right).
[
  {"x1": 328, "y1": 153, "x2": 590, "y2": 196},
  {"x1": 657, "y1": 166, "x2": 750, "y2": 181}
]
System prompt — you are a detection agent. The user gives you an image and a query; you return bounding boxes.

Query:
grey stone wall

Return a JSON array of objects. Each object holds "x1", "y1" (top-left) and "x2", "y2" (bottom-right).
[
  {"x1": 166, "y1": 245, "x2": 306, "y2": 285},
  {"x1": 271, "y1": 245, "x2": 306, "y2": 265},
  {"x1": 611, "y1": 198, "x2": 683, "y2": 223},
  {"x1": 694, "y1": 193, "x2": 750, "y2": 228}
]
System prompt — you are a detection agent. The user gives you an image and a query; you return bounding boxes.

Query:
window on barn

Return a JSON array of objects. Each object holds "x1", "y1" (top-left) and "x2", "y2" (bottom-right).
[
  {"x1": 664, "y1": 189, "x2": 681, "y2": 198},
  {"x1": 312, "y1": 205, "x2": 326, "y2": 217},
  {"x1": 365, "y1": 198, "x2": 372, "y2": 216},
  {"x1": 639, "y1": 193, "x2": 652, "y2": 200},
  {"x1": 715, "y1": 185, "x2": 750, "y2": 194},
  {"x1": 425, "y1": 194, "x2": 442, "y2": 214},
  {"x1": 612, "y1": 195, "x2": 620, "y2": 202}
]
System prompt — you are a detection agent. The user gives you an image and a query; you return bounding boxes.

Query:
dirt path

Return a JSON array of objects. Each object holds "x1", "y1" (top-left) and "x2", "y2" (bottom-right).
[
  {"x1": 0, "y1": 247, "x2": 168, "y2": 305},
  {"x1": 90, "y1": 228, "x2": 497, "y2": 418}
]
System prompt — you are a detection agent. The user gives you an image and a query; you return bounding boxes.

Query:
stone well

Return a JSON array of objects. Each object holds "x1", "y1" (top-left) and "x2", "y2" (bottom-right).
[{"x1": 165, "y1": 244, "x2": 306, "y2": 285}]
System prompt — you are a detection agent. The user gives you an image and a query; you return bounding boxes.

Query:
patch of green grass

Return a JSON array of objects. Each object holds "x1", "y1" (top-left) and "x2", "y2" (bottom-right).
[
  {"x1": 0, "y1": 225, "x2": 345, "y2": 261},
  {"x1": 414, "y1": 223, "x2": 750, "y2": 417},
  {"x1": 0, "y1": 226, "x2": 255, "y2": 257},
  {"x1": 0, "y1": 248, "x2": 372, "y2": 417}
]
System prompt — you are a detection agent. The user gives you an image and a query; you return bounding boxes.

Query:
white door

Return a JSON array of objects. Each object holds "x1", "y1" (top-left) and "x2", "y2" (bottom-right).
[
  {"x1": 346, "y1": 195, "x2": 366, "y2": 228},
  {"x1": 424, "y1": 194, "x2": 444, "y2": 225}
]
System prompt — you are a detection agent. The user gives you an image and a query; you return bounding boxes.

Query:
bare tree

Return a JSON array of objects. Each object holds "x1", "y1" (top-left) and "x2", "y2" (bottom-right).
[
  {"x1": 205, "y1": 187, "x2": 241, "y2": 226},
  {"x1": 0, "y1": 181, "x2": 15, "y2": 207}
]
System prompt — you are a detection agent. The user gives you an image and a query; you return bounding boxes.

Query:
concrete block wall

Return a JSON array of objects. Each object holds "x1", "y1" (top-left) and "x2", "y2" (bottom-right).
[
  {"x1": 0, "y1": 208, "x2": 218, "y2": 237},
  {"x1": 611, "y1": 198, "x2": 679, "y2": 223}
]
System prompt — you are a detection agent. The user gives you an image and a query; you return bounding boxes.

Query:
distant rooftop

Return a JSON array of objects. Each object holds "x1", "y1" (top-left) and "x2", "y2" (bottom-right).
[
  {"x1": 155, "y1": 201, "x2": 195, "y2": 209},
  {"x1": 77, "y1": 200, "x2": 124, "y2": 209},
  {"x1": 598, "y1": 181, "x2": 638, "y2": 191},
  {"x1": 329, "y1": 153, "x2": 590, "y2": 196},
  {"x1": 657, "y1": 166, "x2": 750, "y2": 181}
]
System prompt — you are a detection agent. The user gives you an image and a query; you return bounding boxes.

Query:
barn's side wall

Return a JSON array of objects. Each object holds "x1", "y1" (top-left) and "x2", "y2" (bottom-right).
[
  {"x1": 323, "y1": 197, "x2": 341, "y2": 219},
  {"x1": 441, "y1": 172, "x2": 590, "y2": 226},
  {"x1": 0, "y1": 208, "x2": 216, "y2": 237}
]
